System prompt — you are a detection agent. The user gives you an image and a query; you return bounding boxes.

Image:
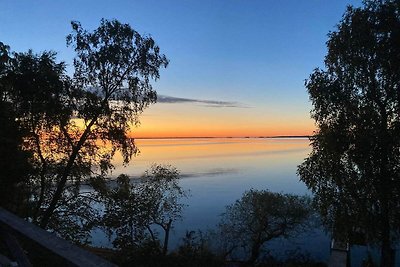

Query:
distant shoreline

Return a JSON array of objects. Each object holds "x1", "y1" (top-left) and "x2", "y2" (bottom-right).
[{"x1": 133, "y1": 135, "x2": 310, "y2": 140}]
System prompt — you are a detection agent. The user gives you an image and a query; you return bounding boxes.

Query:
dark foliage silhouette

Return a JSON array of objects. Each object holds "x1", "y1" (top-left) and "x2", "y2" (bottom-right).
[
  {"x1": 298, "y1": 1, "x2": 400, "y2": 266},
  {"x1": 0, "y1": 19, "x2": 168, "y2": 242},
  {"x1": 217, "y1": 189, "x2": 312, "y2": 265}
]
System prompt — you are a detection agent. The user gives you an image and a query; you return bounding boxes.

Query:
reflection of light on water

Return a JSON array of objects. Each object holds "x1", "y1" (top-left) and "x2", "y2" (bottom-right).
[
  {"x1": 93, "y1": 138, "x2": 332, "y2": 262},
  {"x1": 111, "y1": 138, "x2": 310, "y2": 178}
]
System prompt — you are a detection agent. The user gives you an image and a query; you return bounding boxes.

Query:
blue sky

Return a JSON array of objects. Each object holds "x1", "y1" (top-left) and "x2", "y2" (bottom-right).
[{"x1": 1, "y1": 0, "x2": 362, "y2": 137}]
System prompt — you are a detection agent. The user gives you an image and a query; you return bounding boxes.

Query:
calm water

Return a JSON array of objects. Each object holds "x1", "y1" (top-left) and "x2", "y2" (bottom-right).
[{"x1": 94, "y1": 138, "x2": 331, "y2": 262}]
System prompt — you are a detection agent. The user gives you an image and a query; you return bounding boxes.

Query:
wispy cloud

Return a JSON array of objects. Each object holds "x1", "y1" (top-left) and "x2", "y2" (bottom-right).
[{"x1": 157, "y1": 95, "x2": 249, "y2": 108}]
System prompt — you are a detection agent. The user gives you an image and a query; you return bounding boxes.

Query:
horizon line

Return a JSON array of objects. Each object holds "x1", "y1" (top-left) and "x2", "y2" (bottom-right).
[{"x1": 131, "y1": 135, "x2": 311, "y2": 140}]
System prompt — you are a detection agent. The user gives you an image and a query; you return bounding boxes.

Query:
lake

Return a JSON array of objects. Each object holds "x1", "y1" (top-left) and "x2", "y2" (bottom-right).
[{"x1": 91, "y1": 137, "x2": 334, "y2": 262}]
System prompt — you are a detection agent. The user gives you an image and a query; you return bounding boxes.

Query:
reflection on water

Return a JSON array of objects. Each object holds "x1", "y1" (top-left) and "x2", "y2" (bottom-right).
[
  {"x1": 98, "y1": 138, "x2": 330, "y2": 261},
  {"x1": 114, "y1": 138, "x2": 310, "y2": 191}
]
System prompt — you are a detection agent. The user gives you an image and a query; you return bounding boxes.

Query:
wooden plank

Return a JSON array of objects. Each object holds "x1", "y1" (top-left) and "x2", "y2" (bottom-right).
[
  {"x1": 0, "y1": 208, "x2": 117, "y2": 267},
  {"x1": 0, "y1": 225, "x2": 32, "y2": 267},
  {"x1": 0, "y1": 253, "x2": 15, "y2": 266}
]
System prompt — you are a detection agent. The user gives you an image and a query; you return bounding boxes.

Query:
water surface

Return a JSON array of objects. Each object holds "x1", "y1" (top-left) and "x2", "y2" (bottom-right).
[{"x1": 98, "y1": 138, "x2": 330, "y2": 261}]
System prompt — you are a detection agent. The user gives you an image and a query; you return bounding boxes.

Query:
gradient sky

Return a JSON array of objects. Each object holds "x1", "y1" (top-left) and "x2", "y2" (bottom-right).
[{"x1": 1, "y1": 0, "x2": 362, "y2": 137}]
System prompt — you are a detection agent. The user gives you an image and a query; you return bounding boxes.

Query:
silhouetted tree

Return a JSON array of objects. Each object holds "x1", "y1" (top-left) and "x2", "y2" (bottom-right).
[
  {"x1": 0, "y1": 19, "x2": 168, "y2": 242},
  {"x1": 6, "y1": 49, "x2": 74, "y2": 218},
  {"x1": 174, "y1": 230, "x2": 223, "y2": 267},
  {"x1": 0, "y1": 42, "x2": 32, "y2": 215},
  {"x1": 38, "y1": 19, "x2": 168, "y2": 228},
  {"x1": 141, "y1": 165, "x2": 188, "y2": 255},
  {"x1": 95, "y1": 165, "x2": 187, "y2": 255},
  {"x1": 2, "y1": 48, "x2": 100, "y2": 241},
  {"x1": 297, "y1": 1, "x2": 400, "y2": 266},
  {"x1": 217, "y1": 190, "x2": 312, "y2": 265}
]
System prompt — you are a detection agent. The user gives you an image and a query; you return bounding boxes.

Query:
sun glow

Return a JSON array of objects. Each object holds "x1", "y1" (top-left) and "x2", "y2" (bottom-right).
[{"x1": 128, "y1": 103, "x2": 314, "y2": 138}]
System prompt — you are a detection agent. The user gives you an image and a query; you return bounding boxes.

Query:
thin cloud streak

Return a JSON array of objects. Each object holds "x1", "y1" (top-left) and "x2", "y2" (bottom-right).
[{"x1": 157, "y1": 95, "x2": 249, "y2": 108}]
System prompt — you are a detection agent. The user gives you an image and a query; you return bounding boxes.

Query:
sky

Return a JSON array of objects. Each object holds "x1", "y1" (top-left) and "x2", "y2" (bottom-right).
[{"x1": 1, "y1": 0, "x2": 362, "y2": 138}]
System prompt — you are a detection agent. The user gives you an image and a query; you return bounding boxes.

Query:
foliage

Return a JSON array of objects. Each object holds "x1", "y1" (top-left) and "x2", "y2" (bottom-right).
[
  {"x1": 38, "y1": 18, "x2": 168, "y2": 228},
  {"x1": 111, "y1": 230, "x2": 223, "y2": 267},
  {"x1": 5, "y1": 49, "x2": 75, "y2": 220},
  {"x1": 259, "y1": 249, "x2": 327, "y2": 267},
  {"x1": 0, "y1": 18, "x2": 168, "y2": 242},
  {"x1": 217, "y1": 189, "x2": 312, "y2": 265},
  {"x1": 297, "y1": 1, "x2": 400, "y2": 266},
  {"x1": 141, "y1": 164, "x2": 188, "y2": 254},
  {"x1": 174, "y1": 230, "x2": 223, "y2": 266},
  {"x1": 0, "y1": 42, "x2": 33, "y2": 215},
  {"x1": 94, "y1": 164, "x2": 188, "y2": 254}
]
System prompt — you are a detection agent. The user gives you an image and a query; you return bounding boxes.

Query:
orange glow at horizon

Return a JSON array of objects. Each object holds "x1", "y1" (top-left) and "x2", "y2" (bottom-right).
[{"x1": 127, "y1": 102, "x2": 315, "y2": 138}]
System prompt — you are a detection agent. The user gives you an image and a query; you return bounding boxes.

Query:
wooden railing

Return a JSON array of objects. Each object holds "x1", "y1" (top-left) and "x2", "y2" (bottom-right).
[{"x1": 0, "y1": 207, "x2": 116, "y2": 267}]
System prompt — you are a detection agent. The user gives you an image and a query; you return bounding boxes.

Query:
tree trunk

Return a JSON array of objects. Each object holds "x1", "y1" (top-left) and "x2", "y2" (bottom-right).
[
  {"x1": 162, "y1": 219, "x2": 172, "y2": 255},
  {"x1": 39, "y1": 116, "x2": 99, "y2": 228},
  {"x1": 380, "y1": 202, "x2": 393, "y2": 267},
  {"x1": 377, "y1": 102, "x2": 394, "y2": 267},
  {"x1": 39, "y1": 147, "x2": 80, "y2": 228},
  {"x1": 247, "y1": 241, "x2": 261, "y2": 266}
]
